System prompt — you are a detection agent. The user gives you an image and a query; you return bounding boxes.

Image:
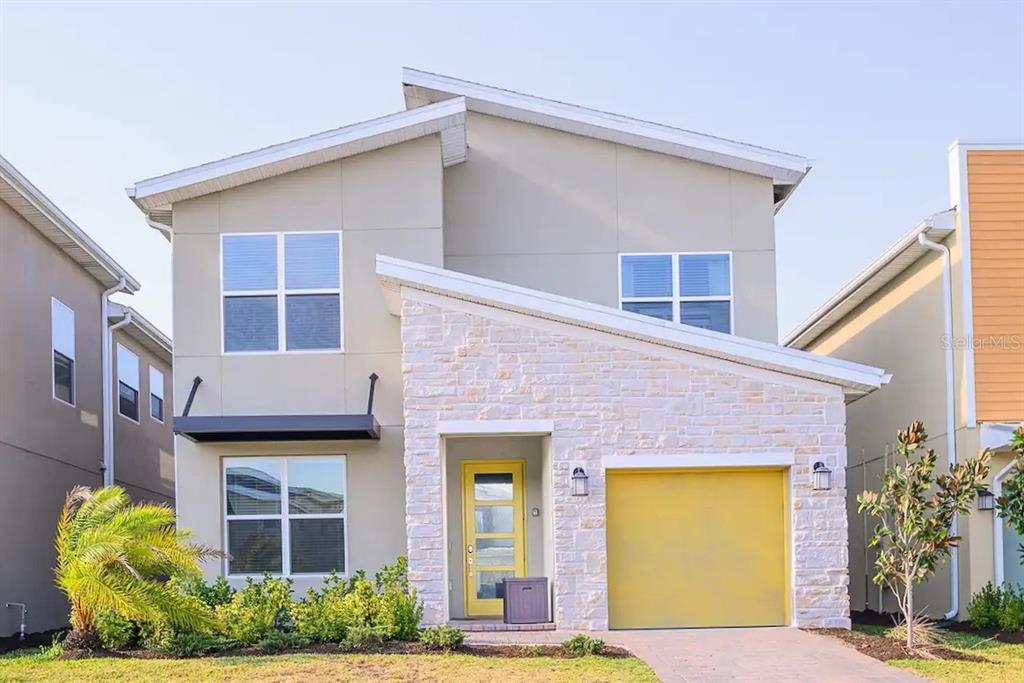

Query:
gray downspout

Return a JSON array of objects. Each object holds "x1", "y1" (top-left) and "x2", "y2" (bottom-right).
[
  {"x1": 100, "y1": 278, "x2": 129, "y2": 486},
  {"x1": 104, "y1": 306, "x2": 133, "y2": 487},
  {"x1": 917, "y1": 232, "x2": 960, "y2": 621}
]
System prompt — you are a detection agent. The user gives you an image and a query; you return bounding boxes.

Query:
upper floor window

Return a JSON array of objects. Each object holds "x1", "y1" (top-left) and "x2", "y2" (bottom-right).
[
  {"x1": 149, "y1": 366, "x2": 165, "y2": 422},
  {"x1": 224, "y1": 456, "x2": 347, "y2": 576},
  {"x1": 51, "y1": 298, "x2": 75, "y2": 405},
  {"x1": 117, "y1": 343, "x2": 140, "y2": 422},
  {"x1": 620, "y1": 252, "x2": 733, "y2": 334},
  {"x1": 221, "y1": 232, "x2": 342, "y2": 353}
]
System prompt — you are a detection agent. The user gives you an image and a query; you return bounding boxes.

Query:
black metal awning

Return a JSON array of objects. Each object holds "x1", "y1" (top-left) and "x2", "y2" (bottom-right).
[{"x1": 174, "y1": 413, "x2": 380, "y2": 443}]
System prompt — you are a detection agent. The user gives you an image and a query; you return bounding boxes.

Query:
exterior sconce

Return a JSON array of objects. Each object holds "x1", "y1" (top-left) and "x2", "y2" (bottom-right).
[
  {"x1": 571, "y1": 466, "x2": 589, "y2": 497},
  {"x1": 977, "y1": 488, "x2": 995, "y2": 511},
  {"x1": 812, "y1": 462, "x2": 832, "y2": 491}
]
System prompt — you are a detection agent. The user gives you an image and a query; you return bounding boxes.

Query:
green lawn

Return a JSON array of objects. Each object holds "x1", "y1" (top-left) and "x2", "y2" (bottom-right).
[
  {"x1": 0, "y1": 648, "x2": 658, "y2": 683},
  {"x1": 854, "y1": 625, "x2": 1024, "y2": 683}
]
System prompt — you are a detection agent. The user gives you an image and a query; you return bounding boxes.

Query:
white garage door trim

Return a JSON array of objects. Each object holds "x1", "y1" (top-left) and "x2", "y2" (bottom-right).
[{"x1": 602, "y1": 452, "x2": 795, "y2": 470}]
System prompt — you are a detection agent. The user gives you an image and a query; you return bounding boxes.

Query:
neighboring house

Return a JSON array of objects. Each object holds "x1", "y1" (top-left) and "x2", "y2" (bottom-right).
[
  {"x1": 127, "y1": 69, "x2": 888, "y2": 631},
  {"x1": 785, "y1": 142, "x2": 1024, "y2": 620},
  {"x1": 0, "y1": 156, "x2": 174, "y2": 638}
]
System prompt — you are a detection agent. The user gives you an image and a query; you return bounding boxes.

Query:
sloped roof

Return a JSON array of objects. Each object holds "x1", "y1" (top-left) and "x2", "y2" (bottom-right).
[
  {"x1": 127, "y1": 97, "x2": 468, "y2": 216},
  {"x1": 783, "y1": 210, "x2": 956, "y2": 350},
  {"x1": 0, "y1": 155, "x2": 140, "y2": 291},
  {"x1": 377, "y1": 255, "x2": 889, "y2": 399},
  {"x1": 402, "y1": 68, "x2": 813, "y2": 210},
  {"x1": 108, "y1": 302, "x2": 172, "y2": 364}
]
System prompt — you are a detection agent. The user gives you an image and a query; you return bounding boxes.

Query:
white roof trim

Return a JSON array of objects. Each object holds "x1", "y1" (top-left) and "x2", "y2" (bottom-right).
[
  {"x1": 127, "y1": 97, "x2": 468, "y2": 214},
  {"x1": 376, "y1": 255, "x2": 889, "y2": 397},
  {"x1": 783, "y1": 210, "x2": 956, "y2": 350},
  {"x1": 108, "y1": 302, "x2": 172, "y2": 364},
  {"x1": 402, "y1": 68, "x2": 812, "y2": 201},
  {"x1": 0, "y1": 155, "x2": 140, "y2": 291}
]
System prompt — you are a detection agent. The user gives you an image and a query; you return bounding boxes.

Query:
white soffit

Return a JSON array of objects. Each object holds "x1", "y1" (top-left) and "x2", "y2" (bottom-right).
[
  {"x1": 127, "y1": 97, "x2": 468, "y2": 214},
  {"x1": 376, "y1": 255, "x2": 890, "y2": 397},
  {"x1": 783, "y1": 209, "x2": 956, "y2": 350},
  {"x1": 0, "y1": 155, "x2": 140, "y2": 292},
  {"x1": 108, "y1": 302, "x2": 172, "y2": 364},
  {"x1": 402, "y1": 68, "x2": 812, "y2": 205}
]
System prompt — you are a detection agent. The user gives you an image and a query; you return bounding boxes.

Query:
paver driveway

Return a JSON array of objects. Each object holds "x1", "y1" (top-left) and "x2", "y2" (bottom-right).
[{"x1": 467, "y1": 627, "x2": 924, "y2": 682}]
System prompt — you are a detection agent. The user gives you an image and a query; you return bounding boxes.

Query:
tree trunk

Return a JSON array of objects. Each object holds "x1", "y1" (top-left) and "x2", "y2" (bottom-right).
[{"x1": 906, "y1": 586, "x2": 914, "y2": 650}]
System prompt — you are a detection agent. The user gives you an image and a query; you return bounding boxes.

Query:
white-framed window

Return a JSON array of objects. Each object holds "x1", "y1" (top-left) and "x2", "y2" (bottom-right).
[
  {"x1": 51, "y1": 297, "x2": 75, "y2": 405},
  {"x1": 149, "y1": 366, "x2": 165, "y2": 422},
  {"x1": 223, "y1": 456, "x2": 347, "y2": 577},
  {"x1": 221, "y1": 232, "x2": 343, "y2": 354},
  {"x1": 619, "y1": 252, "x2": 733, "y2": 334},
  {"x1": 116, "y1": 343, "x2": 140, "y2": 422}
]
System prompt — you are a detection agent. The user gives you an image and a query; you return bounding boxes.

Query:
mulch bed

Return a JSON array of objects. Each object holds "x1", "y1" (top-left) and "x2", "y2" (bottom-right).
[
  {"x1": 61, "y1": 641, "x2": 633, "y2": 661},
  {"x1": 0, "y1": 629, "x2": 66, "y2": 655},
  {"x1": 815, "y1": 628, "x2": 984, "y2": 663}
]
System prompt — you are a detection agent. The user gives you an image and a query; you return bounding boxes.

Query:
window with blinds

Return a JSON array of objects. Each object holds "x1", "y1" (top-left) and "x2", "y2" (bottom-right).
[
  {"x1": 149, "y1": 366, "x2": 165, "y2": 422},
  {"x1": 222, "y1": 232, "x2": 342, "y2": 353},
  {"x1": 224, "y1": 456, "x2": 346, "y2": 576},
  {"x1": 117, "y1": 343, "x2": 140, "y2": 422},
  {"x1": 51, "y1": 298, "x2": 75, "y2": 405},
  {"x1": 620, "y1": 253, "x2": 733, "y2": 333}
]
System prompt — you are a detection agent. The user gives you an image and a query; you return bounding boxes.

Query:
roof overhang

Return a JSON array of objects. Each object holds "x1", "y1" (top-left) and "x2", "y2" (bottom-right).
[
  {"x1": 377, "y1": 255, "x2": 890, "y2": 400},
  {"x1": 108, "y1": 302, "x2": 172, "y2": 364},
  {"x1": 0, "y1": 155, "x2": 140, "y2": 292},
  {"x1": 783, "y1": 209, "x2": 956, "y2": 350},
  {"x1": 401, "y1": 68, "x2": 813, "y2": 212},
  {"x1": 174, "y1": 414, "x2": 380, "y2": 443},
  {"x1": 127, "y1": 96, "x2": 468, "y2": 220}
]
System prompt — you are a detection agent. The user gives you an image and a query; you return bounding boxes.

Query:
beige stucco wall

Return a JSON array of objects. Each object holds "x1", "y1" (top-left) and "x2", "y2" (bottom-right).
[
  {"x1": 400, "y1": 289, "x2": 851, "y2": 630},
  {"x1": 443, "y1": 436, "x2": 547, "y2": 619},
  {"x1": 170, "y1": 134, "x2": 443, "y2": 582},
  {"x1": 443, "y1": 112, "x2": 779, "y2": 342},
  {"x1": 804, "y1": 229, "x2": 1000, "y2": 619},
  {"x1": 112, "y1": 330, "x2": 174, "y2": 504}
]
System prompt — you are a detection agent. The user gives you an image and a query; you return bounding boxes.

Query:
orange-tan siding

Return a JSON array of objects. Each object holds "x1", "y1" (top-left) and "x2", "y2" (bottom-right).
[{"x1": 966, "y1": 150, "x2": 1024, "y2": 422}]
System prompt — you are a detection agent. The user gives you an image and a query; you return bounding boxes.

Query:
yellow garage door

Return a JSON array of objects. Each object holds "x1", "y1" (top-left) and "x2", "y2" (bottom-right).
[{"x1": 607, "y1": 468, "x2": 789, "y2": 629}]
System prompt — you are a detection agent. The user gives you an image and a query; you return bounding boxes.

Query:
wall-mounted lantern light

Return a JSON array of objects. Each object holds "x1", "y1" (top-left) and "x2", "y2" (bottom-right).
[
  {"x1": 977, "y1": 488, "x2": 995, "y2": 511},
  {"x1": 571, "y1": 466, "x2": 589, "y2": 497},
  {"x1": 812, "y1": 462, "x2": 832, "y2": 491}
]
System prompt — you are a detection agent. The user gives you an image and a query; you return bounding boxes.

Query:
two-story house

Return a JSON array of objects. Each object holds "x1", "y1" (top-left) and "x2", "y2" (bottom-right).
[
  {"x1": 128, "y1": 70, "x2": 888, "y2": 632},
  {"x1": 785, "y1": 142, "x2": 1024, "y2": 621},
  {"x1": 0, "y1": 155, "x2": 174, "y2": 638}
]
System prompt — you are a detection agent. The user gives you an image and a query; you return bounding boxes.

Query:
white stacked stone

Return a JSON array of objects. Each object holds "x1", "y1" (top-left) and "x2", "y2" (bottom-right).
[{"x1": 400, "y1": 295, "x2": 851, "y2": 630}]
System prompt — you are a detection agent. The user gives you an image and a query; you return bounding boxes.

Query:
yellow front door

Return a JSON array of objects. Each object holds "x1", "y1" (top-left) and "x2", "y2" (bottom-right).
[
  {"x1": 606, "y1": 468, "x2": 789, "y2": 629},
  {"x1": 462, "y1": 461, "x2": 527, "y2": 617}
]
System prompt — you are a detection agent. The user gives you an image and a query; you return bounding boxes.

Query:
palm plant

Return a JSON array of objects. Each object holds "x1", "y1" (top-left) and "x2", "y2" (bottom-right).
[{"x1": 54, "y1": 485, "x2": 219, "y2": 649}]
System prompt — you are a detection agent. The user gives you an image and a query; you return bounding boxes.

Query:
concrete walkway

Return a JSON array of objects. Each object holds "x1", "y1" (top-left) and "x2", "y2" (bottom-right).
[{"x1": 467, "y1": 628, "x2": 925, "y2": 682}]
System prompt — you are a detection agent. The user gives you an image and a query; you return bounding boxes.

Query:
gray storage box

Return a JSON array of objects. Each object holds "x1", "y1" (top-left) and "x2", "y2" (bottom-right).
[{"x1": 503, "y1": 577, "x2": 549, "y2": 624}]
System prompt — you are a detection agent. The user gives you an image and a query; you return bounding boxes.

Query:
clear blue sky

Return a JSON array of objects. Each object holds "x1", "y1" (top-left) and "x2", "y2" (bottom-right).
[{"x1": 2, "y1": 1, "x2": 1022, "y2": 338}]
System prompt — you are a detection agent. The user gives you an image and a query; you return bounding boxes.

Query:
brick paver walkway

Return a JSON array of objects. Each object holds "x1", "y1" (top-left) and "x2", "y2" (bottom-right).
[{"x1": 466, "y1": 627, "x2": 924, "y2": 682}]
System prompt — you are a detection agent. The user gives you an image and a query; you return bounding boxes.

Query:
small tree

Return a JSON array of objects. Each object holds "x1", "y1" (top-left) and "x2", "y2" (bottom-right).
[
  {"x1": 996, "y1": 426, "x2": 1024, "y2": 563},
  {"x1": 54, "y1": 485, "x2": 220, "y2": 650},
  {"x1": 857, "y1": 421, "x2": 990, "y2": 650}
]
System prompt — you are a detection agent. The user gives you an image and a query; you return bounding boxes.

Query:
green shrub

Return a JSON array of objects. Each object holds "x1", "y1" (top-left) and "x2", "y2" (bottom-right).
[
  {"x1": 419, "y1": 624, "x2": 464, "y2": 651},
  {"x1": 968, "y1": 582, "x2": 1024, "y2": 631},
  {"x1": 291, "y1": 574, "x2": 350, "y2": 643},
  {"x1": 159, "y1": 631, "x2": 236, "y2": 658},
  {"x1": 562, "y1": 633, "x2": 604, "y2": 656},
  {"x1": 379, "y1": 587, "x2": 423, "y2": 641},
  {"x1": 216, "y1": 575, "x2": 294, "y2": 646},
  {"x1": 171, "y1": 575, "x2": 236, "y2": 608},
  {"x1": 375, "y1": 555, "x2": 410, "y2": 592},
  {"x1": 95, "y1": 610, "x2": 137, "y2": 650},
  {"x1": 254, "y1": 630, "x2": 310, "y2": 653},
  {"x1": 346, "y1": 624, "x2": 387, "y2": 650},
  {"x1": 999, "y1": 586, "x2": 1024, "y2": 632}
]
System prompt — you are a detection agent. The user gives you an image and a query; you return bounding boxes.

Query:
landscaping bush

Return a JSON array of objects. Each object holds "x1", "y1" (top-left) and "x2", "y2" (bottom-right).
[
  {"x1": 172, "y1": 574, "x2": 236, "y2": 608},
  {"x1": 999, "y1": 586, "x2": 1024, "y2": 632},
  {"x1": 216, "y1": 575, "x2": 294, "y2": 646},
  {"x1": 968, "y1": 582, "x2": 1024, "y2": 631},
  {"x1": 159, "y1": 631, "x2": 236, "y2": 658},
  {"x1": 375, "y1": 556, "x2": 422, "y2": 641},
  {"x1": 254, "y1": 631, "x2": 310, "y2": 654},
  {"x1": 420, "y1": 624, "x2": 465, "y2": 651},
  {"x1": 95, "y1": 610, "x2": 137, "y2": 650},
  {"x1": 290, "y1": 573, "x2": 350, "y2": 643},
  {"x1": 562, "y1": 634, "x2": 605, "y2": 656},
  {"x1": 346, "y1": 624, "x2": 388, "y2": 650}
]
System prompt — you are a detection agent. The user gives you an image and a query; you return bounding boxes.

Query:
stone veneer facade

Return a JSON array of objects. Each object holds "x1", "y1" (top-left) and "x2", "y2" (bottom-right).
[{"x1": 400, "y1": 291, "x2": 852, "y2": 630}]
